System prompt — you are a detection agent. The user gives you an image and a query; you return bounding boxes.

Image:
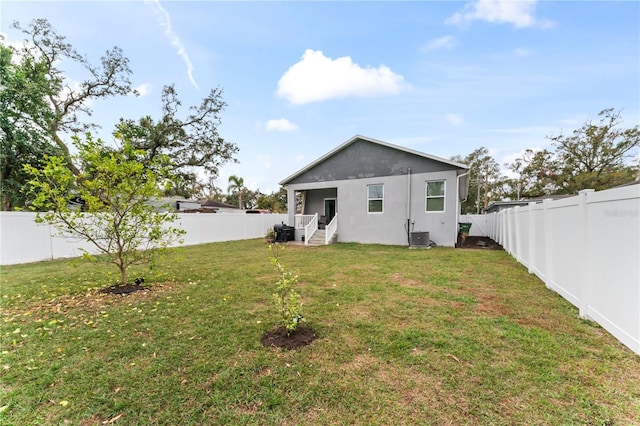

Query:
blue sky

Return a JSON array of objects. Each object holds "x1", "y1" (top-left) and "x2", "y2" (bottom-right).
[{"x1": 2, "y1": 0, "x2": 639, "y2": 194}]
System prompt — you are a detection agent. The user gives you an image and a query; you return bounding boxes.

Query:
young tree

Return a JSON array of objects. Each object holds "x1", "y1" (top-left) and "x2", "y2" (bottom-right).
[
  {"x1": 24, "y1": 133, "x2": 185, "y2": 286},
  {"x1": 115, "y1": 84, "x2": 239, "y2": 196},
  {"x1": 268, "y1": 244, "x2": 304, "y2": 335},
  {"x1": 227, "y1": 174, "x2": 245, "y2": 209}
]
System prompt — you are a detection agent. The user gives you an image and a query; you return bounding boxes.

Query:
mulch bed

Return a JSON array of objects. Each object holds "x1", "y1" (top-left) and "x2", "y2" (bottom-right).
[
  {"x1": 457, "y1": 235, "x2": 503, "y2": 250},
  {"x1": 99, "y1": 283, "x2": 148, "y2": 295},
  {"x1": 261, "y1": 326, "x2": 317, "y2": 350}
]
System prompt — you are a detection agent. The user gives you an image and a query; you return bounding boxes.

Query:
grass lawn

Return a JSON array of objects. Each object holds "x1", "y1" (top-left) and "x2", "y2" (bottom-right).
[{"x1": 1, "y1": 240, "x2": 639, "y2": 425}]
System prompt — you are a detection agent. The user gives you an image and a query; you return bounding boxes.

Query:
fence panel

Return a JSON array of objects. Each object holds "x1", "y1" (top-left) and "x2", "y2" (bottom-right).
[
  {"x1": 457, "y1": 214, "x2": 489, "y2": 237},
  {"x1": 0, "y1": 212, "x2": 55, "y2": 264},
  {"x1": 545, "y1": 198, "x2": 582, "y2": 306},
  {"x1": 584, "y1": 187, "x2": 639, "y2": 352},
  {"x1": 530, "y1": 203, "x2": 547, "y2": 281},
  {"x1": 471, "y1": 186, "x2": 639, "y2": 355},
  {"x1": 1, "y1": 212, "x2": 287, "y2": 265}
]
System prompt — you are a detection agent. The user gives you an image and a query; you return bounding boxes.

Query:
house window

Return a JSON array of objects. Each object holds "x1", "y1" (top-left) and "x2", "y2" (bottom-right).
[
  {"x1": 426, "y1": 180, "x2": 445, "y2": 212},
  {"x1": 367, "y1": 184, "x2": 384, "y2": 213}
]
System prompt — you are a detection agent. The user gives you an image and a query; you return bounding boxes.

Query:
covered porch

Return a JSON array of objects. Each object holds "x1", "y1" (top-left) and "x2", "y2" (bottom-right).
[{"x1": 287, "y1": 188, "x2": 338, "y2": 246}]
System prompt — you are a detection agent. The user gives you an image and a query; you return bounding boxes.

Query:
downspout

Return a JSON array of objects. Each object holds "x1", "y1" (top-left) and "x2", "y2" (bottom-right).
[
  {"x1": 407, "y1": 167, "x2": 412, "y2": 245},
  {"x1": 456, "y1": 171, "x2": 470, "y2": 245}
]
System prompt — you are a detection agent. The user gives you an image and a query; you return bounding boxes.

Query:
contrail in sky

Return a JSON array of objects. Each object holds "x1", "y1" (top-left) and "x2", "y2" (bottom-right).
[{"x1": 145, "y1": 0, "x2": 199, "y2": 90}]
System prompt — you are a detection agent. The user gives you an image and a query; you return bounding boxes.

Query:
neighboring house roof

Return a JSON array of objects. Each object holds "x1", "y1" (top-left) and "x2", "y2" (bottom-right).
[
  {"x1": 611, "y1": 179, "x2": 640, "y2": 189},
  {"x1": 279, "y1": 135, "x2": 469, "y2": 186},
  {"x1": 483, "y1": 194, "x2": 575, "y2": 214},
  {"x1": 147, "y1": 197, "x2": 199, "y2": 212},
  {"x1": 199, "y1": 199, "x2": 239, "y2": 209}
]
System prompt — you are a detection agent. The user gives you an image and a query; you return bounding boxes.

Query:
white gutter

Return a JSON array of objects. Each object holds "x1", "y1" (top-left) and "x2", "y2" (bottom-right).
[
  {"x1": 407, "y1": 167, "x2": 412, "y2": 245},
  {"x1": 456, "y1": 171, "x2": 470, "y2": 245}
]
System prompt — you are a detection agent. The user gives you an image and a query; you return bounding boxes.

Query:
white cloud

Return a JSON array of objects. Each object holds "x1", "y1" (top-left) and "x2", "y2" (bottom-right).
[
  {"x1": 514, "y1": 48, "x2": 531, "y2": 57},
  {"x1": 134, "y1": 83, "x2": 152, "y2": 97},
  {"x1": 489, "y1": 125, "x2": 551, "y2": 134},
  {"x1": 145, "y1": 0, "x2": 199, "y2": 90},
  {"x1": 446, "y1": 0, "x2": 554, "y2": 29},
  {"x1": 266, "y1": 118, "x2": 298, "y2": 132},
  {"x1": 445, "y1": 113, "x2": 464, "y2": 126},
  {"x1": 277, "y1": 49, "x2": 407, "y2": 104},
  {"x1": 423, "y1": 35, "x2": 458, "y2": 51}
]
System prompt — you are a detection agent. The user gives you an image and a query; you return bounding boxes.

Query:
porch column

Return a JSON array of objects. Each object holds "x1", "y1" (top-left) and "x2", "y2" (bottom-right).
[{"x1": 287, "y1": 187, "x2": 296, "y2": 226}]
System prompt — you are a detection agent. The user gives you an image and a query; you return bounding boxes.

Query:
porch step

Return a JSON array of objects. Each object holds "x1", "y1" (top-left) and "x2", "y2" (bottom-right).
[{"x1": 307, "y1": 229, "x2": 337, "y2": 246}]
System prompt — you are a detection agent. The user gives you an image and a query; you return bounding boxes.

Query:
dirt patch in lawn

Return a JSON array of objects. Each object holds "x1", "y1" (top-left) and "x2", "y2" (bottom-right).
[
  {"x1": 390, "y1": 272, "x2": 423, "y2": 288},
  {"x1": 99, "y1": 282, "x2": 148, "y2": 295},
  {"x1": 261, "y1": 325, "x2": 317, "y2": 350},
  {"x1": 457, "y1": 235, "x2": 503, "y2": 250}
]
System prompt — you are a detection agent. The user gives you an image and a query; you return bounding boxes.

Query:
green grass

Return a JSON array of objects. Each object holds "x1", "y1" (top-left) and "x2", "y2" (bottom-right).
[{"x1": 1, "y1": 240, "x2": 639, "y2": 425}]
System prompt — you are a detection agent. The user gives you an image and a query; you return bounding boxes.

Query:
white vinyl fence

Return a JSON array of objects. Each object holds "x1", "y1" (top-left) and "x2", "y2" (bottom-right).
[
  {"x1": 462, "y1": 185, "x2": 639, "y2": 355},
  {"x1": 0, "y1": 212, "x2": 287, "y2": 266}
]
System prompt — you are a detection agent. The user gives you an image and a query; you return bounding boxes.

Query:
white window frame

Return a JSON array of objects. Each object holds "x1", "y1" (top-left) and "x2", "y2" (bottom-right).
[
  {"x1": 367, "y1": 184, "x2": 384, "y2": 214},
  {"x1": 425, "y1": 180, "x2": 446, "y2": 213}
]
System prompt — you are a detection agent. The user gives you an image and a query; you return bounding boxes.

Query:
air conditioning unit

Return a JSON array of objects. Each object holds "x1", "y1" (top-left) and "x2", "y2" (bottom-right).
[{"x1": 410, "y1": 231, "x2": 430, "y2": 249}]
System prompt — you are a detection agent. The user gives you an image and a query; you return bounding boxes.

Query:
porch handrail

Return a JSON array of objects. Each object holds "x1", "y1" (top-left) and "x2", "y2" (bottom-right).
[
  {"x1": 304, "y1": 213, "x2": 318, "y2": 246},
  {"x1": 325, "y1": 214, "x2": 337, "y2": 245},
  {"x1": 295, "y1": 214, "x2": 316, "y2": 229}
]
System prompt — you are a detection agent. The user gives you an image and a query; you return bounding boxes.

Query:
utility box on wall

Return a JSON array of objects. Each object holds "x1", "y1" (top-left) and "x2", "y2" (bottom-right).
[{"x1": 410, "y1": 231, "x2": 430, "y2": 248}]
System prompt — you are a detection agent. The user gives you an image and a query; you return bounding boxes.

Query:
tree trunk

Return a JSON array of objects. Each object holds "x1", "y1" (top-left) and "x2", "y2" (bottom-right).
[
  {"x1": 51, "y1": 124, "x2": 81, "y2": 175},
  {"x1": 119, "y1": 264, "x2": 127, "y2": 285}
]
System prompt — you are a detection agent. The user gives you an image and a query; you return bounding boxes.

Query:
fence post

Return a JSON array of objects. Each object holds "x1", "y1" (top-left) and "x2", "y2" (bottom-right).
[
  {"x1": 503, "y1": 209, "x2": 509, "y2": 253},
  {"x1": 542, "y1": 199, "x2": 553, "y2": 289},
  {"x1": 528, "y1": 202, "x2": 536, "y2": 274},
  {"x1": 578, "y1": 189, "x2": 595, "y2": 319},
  {"x1": 505, "y1": 209, "x2": 512, "y2": 254}
]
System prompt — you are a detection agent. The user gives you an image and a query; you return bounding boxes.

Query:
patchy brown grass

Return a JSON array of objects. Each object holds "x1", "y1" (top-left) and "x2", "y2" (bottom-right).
[{"x1": 1, "y1": 240, "x2": 638, "y2": 425}]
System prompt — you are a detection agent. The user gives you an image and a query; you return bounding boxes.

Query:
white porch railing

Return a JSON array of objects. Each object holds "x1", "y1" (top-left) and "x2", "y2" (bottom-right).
[
  {"x1": 303, "y1": 213, "x2": 318, "y2": 246},
  {"x1": 325, "y1": 214, "x2": 337, "y2": 244},
  {"x1": 295, "y1": 214, "x2": 316, "y2": 229}
]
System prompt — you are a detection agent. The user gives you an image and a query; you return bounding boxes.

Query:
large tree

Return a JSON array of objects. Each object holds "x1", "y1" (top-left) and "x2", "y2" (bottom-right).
[
  {"x1": 115, "y1": 84, "x2": 239, "y2": 196},
  {"x1": 256, "y1": 188, "x2": 287, "y2": 213},
  {"x1": 506, "y1": 148, "x2": 558, "y2": 199},
  {"x1": 0, "y1": 41, "x2": 61, "y2": 210},
  {"x1": 452, "y1": 147, "x2": 503, "y2": 213},
  {"x1": 24, "y1": 133, "x2": 185, "y2": 286},
  {"x1": 508, "y1": 109, "x2": 640, "y2": 196},
  {"x1": 11, "y1": 19, "x2": 135, "y2": 176},
  {"x1": 549, "y1": 108, "x2": 639, "y2": 193},
  {"x1": 5, "y1": 19, "x2": 236, "y2": 206}
]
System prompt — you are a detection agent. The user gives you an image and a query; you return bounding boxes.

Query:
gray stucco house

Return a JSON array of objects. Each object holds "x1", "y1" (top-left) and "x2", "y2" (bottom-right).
[{"x1": 279, "y1": 135, "x2": 470, "y2": 247}]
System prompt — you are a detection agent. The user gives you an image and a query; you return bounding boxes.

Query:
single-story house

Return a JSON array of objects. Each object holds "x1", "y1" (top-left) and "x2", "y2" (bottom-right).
[{"x1": 279, "y1": 135, "x2": 470, "y2": 247}]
